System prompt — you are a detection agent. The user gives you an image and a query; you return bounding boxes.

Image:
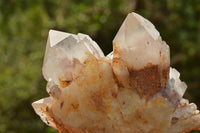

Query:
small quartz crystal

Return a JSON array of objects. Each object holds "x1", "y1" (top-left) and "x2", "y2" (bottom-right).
[{"x1": 32, "y1": 12, "x2": 200, "y2": 133}]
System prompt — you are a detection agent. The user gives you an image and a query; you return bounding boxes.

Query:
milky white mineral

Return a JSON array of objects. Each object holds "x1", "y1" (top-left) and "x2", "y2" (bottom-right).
[{"x1": 32, "y1": 12, "x2": 200, "y2": 133}]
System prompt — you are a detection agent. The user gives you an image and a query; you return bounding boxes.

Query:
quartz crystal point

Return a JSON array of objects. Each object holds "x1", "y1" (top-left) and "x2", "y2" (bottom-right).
[
  {"x1": 112, "y1": 12, "x2": 169, "y2": 99},
  {"x1": 32, "y1": 12, "x2": 200, "y2": 133}
]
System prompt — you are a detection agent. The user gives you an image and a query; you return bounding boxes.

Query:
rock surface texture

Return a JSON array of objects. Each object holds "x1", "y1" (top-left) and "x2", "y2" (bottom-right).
[{"x1": 32, "y1": 12, "x2": 200, "y2": 133}]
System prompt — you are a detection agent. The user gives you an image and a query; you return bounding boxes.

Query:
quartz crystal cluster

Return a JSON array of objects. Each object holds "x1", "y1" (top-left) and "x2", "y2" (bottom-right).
[{"x1": 32, "y1": 12, "x2": 200, "y2": 133}]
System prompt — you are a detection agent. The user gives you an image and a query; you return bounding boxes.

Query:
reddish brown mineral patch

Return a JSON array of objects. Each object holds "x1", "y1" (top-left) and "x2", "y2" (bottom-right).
[
  {"x1": 171, "y1": 117, "x2": 179, "y2": 124},
  {"x1": 112, "y1": 91, "x2": 118, "y2": 98},
  {"x1": 59, "y1": 79, "x2": 72, "y2": 88},
  {"x1": 128, "y1": 64, "x2": 167, "y2": 100},
  {"x1": 161, "y1": 66, "x2": 169, "y2": 88},
  {"x1": 60, "y1": 101, "x2": 64, "y2": 109},
  {"x1": 71, "y1": 103, "x2": 79, "y2": 110},
  {"x1": 90, "y1": 92, "x2": 104, "y2": 111}
]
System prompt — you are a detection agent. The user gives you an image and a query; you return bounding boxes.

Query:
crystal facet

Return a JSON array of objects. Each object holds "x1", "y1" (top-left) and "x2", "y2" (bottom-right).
[
  {"x1": 112, "y1": 13, "x2": 170, "y2": 99},
  {"x1": 32, "y1": 12, "x2": 200, "y2": 133},
  {"x1": 42, "y1": 30, "x2": 104, "y2": 85}
]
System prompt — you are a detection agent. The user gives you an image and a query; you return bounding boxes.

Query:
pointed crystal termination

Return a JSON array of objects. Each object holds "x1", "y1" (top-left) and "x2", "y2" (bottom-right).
[
  {"x1": 112, "y1": 12, "x2": 170, "y2": 99},
  {"x1": 43, "y1": 30, "x2": 104, "y2": 86}
]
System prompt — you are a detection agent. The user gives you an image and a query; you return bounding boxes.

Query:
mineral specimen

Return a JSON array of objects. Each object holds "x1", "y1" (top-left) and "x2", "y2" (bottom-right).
[{"x1": 32, "y1": 12, "x2": 200, "y2": 133}]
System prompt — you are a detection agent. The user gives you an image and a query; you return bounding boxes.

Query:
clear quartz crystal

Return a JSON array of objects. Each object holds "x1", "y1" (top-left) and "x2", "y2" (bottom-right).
[
  {"x1": 113, "y1": 12, "x2": 162, "y2": 69},
  {"x1": 112, "y1": 12, "x2": 170, "y2": 99},
  {"x1": 42, "y1": 30, "x2": 104, "y2": 85},
  {"x1": 32, "y1": 12, "x2": 200, "y2": 133}
]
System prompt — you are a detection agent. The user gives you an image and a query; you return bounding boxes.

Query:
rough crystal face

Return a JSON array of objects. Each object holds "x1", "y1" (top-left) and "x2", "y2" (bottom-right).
[
  {"x1": 42, "y1": 30, "x2": 104, "y2": 85},
  {"x1": 32, "y1": 12, "x2": 200, "y2": 133},
  {"x1": 112, "y1": 13, "x2": 170, "y2": 99}
]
